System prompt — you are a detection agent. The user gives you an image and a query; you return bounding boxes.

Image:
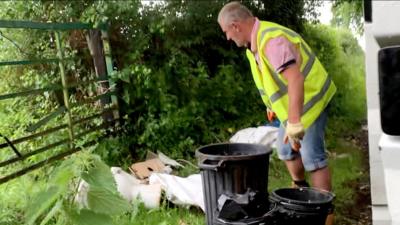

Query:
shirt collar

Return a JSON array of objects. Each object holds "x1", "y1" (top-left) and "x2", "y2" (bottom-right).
[{"x1": 250, "y1": 17, "x2": 260, "y2": 53}]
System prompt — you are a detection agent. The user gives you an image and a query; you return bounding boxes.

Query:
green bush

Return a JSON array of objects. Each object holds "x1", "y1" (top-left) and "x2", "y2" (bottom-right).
[
  {"x1": 0, "y1": 0, "x2": 366, "y2": 165},
  {"x1": 302, "y1": 24, "x2": 366, "y2": 135},
  {"x1": 0, "y1": 2, "x2": 366, "y2": 223}
]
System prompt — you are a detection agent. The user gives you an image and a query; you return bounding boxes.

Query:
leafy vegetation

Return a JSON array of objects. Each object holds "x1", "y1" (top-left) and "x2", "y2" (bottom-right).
[
  {"x1": 332, "y1": 0, "x2": 364, "y2": 35},
  {"x1": 302, "y1": 23, "x2": 366, "y2": 138},
  {"x1": 0, "y1": 0, "x2": 367, "y2": 224},
  {"x1": 24, "y1": 151, "x2": 134, "y2": 225}
]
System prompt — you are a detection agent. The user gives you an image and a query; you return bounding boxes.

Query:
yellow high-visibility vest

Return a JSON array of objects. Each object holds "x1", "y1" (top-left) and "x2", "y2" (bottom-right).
[{"x1": 246, "y1": 21, "x2": 336, "y2": 128}]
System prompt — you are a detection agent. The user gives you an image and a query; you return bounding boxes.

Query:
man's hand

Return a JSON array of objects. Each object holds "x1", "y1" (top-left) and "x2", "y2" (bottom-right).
[{"x1": 284, "y1": 122, "x2": 305, "y2": 151}]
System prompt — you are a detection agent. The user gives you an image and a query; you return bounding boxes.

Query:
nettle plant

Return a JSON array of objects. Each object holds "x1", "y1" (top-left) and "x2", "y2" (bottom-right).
[{"x1": 25, "y1": 150, "x2": 131, "y2": 225}]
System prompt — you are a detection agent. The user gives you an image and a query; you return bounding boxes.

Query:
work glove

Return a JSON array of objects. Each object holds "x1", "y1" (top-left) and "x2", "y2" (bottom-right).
[
  {"x1": 266, "y1": 108, "x2": 276, "y2": 122},
  {"x1": 284, "y1": 122, "x2": 305, "y2": 151}
]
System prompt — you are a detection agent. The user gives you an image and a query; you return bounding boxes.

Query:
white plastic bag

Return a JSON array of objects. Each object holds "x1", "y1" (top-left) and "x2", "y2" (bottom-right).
[
  {"x1": 149, "y1": 173, "x2": 204, "y2": 211},
  {"x1": 229, "y1": 126, "x2": 279, "y2": 147}
]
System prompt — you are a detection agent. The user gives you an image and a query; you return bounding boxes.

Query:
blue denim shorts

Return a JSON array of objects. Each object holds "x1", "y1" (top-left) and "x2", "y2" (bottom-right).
[{"x1": 276, "y1": 109, "x2": 328, "y2": 171}]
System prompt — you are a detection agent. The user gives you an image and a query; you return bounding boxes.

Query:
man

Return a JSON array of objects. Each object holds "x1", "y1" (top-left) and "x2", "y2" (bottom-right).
[
  {"x1": 218, "y1": 3, "x2": 336, "y2": 224},
  {"x1": 218, "y1": 2, "x2": 336, "y2": 194}
]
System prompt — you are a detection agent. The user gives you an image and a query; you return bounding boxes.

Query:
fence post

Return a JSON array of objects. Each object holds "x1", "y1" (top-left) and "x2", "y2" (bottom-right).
[
  {"x1": 55, "y1": 31, "x2": 74, "y2": 149},
  {"x1": 101, "y1": 28, "x2": 120, "y2": 123},
  {"x1": 86, "y1": 29, "x2": 114, "y2": 122}
]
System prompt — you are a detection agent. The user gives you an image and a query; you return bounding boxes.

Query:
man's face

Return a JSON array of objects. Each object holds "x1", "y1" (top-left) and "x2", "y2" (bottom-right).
[{"x1": 219, "y1": 20, "x2": 247, "y2": 48}]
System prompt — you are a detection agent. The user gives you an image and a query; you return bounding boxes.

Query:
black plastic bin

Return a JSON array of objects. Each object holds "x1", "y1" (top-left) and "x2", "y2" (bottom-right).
[
  {"x1": 213, "y1": 203, "x2": 277, "y2": 225},
  {"x1": 196, "y1": 143, "x2": 272, "y2": 225},
  {"x1": 269, "y1": 187, "x2": 335, "y2": 225}
]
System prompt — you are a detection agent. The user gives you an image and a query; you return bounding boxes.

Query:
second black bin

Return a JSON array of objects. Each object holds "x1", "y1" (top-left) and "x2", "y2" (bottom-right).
[
  {"x1": 269, "y1": 187, "x2": 335, "y2": 225},
  {"x1": 196, "y1": 143, "x2": 272, "y2": 225}
]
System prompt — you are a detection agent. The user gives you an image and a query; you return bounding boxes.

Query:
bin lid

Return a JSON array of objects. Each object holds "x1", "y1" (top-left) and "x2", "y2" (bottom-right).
[{"x1": 195, "y1": 143, "x2": 272, "y2": 161}]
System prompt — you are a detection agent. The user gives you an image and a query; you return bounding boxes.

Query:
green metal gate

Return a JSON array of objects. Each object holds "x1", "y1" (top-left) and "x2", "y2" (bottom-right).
[{"x1": 0, "y1": 20, "x2": 120, "y2": 184}]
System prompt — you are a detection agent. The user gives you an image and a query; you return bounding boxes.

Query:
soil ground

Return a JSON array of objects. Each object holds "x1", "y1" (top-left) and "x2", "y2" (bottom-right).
[{"x1": 342, "y1": 127, "x2": 372, "y2": 225}]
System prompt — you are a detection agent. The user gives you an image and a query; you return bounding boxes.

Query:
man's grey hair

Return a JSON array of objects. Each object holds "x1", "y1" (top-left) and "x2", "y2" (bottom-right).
[{"x1": 218, "y1": 1, "x2": 253, "y2": 25}]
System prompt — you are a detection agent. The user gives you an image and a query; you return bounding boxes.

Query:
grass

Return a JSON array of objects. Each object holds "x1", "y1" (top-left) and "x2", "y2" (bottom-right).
[
  {"x1": 120, "y1": 135, "x2": 367, "y2": 225},
  {"x1": 268, "y1": 151, "x2": 292, "y2": 191},
  {"x1": 268, "y1": 136, "x2": 368, "y2": 224},
  {"x1": 0, "y1": 133, "x2": 369, "y2": 225},
  {"x1": 114, "y1": 203, "x2": 204, "y2": 225},
  {"x1": 328, "y1": 137, "x2": 370, "y2": 224}
]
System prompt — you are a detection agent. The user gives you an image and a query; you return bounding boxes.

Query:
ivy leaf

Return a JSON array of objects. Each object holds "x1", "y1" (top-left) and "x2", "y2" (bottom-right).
[
  {"x1": 64, "y1": 207, "x2": 114, "y2": 225},
  {"x1": 87, "y1": 185, "x2": 130, "y2": 215},
  {"x1": 25, "y1": 186, "x2": 61, "y2": 225}
]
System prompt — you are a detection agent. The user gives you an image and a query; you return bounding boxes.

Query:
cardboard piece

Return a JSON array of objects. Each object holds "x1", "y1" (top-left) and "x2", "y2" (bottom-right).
[
  {"x1": 130, "y1": 158, "x2": 166, "y2": 179},
  {"x1": 157, "y1": 151, "x2": 183, "y2": 168}
]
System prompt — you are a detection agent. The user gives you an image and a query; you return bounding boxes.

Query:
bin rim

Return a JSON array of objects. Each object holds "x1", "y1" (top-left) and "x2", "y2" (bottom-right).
[
  {"x1": 195, "y1": 142, "x2": 272, "y2": 161},
  {"x1": 270, "y1": 187, "x2": 335, "y2": 206}
]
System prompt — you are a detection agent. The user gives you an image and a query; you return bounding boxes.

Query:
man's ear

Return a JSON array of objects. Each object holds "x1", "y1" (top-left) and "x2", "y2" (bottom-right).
[{"x1": 231, "y1": 21, "x2": 240, "y2": 32}]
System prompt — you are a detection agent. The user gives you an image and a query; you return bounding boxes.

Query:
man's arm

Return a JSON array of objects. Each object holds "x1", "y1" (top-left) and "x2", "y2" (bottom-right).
[
  {"x1": 263, "y1": 36, "x2": 305, "y2": 150},
  {"x1": 264, "y1": 36, "x2": 304, "y2": 122},
  {"x1": 282, "y1": 64, "x2": 304, "y2": 123},
  {"x1": 281, "y1": 64, "x2": 305, "y2": 150}
]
